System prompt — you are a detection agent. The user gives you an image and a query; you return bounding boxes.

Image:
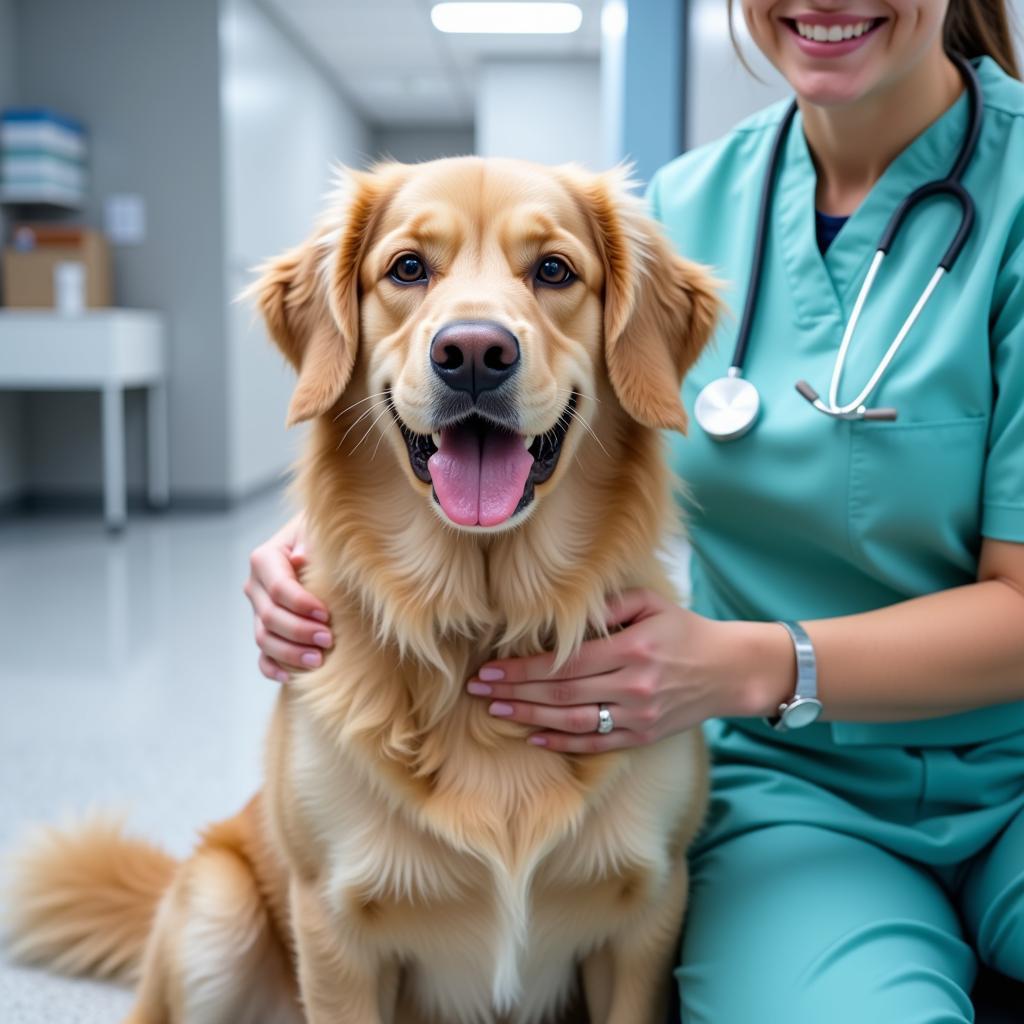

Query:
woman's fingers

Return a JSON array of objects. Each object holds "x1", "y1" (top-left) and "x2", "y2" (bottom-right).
[
  {"x1": 248, "y1": 541, "x2": 330, "y2": 624},
  {"x1": 255, "y1": 617, "x2": 327, "y2": 671},
  {"x1": 475, "y1": 633, "x2": 635, "y2": 686},
  {"x1": 485, "y1": 692, "x2": 651, "y2": 737},
  {"x1": 250, "y1": 582, "x2": 332, "y2": 650},
  {"x1": 527, "y1": 727, "x2": 649, "y2": 754},
  {"x1": 604, "y1": 588, "x2": 668, "y2": 628},
  {"x1": 247, "y1": 576, "x2": 333, "y2": 672},
  {"x1": 258, "y1": 654, "x2": 289, "y2": 684},
  {"x1": 474, "y1": 592, "x2": 670, "y2": 685},
  {"x1": 486, "y1": 699, "x2": 606, "y2": 734},
  {"x1": 468, "y1": 669, "x2": 647, "y2": 709}
]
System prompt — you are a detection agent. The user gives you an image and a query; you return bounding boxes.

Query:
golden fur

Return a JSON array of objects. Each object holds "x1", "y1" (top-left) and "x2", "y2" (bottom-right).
[{"x1": 5, "y1": 157, "x2": 718, "y2": 1024}]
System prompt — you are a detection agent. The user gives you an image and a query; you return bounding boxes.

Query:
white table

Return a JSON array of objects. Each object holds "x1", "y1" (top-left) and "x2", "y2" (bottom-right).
[{"x1": 0, "y1": 309, "x2": 168, "y2": 530}]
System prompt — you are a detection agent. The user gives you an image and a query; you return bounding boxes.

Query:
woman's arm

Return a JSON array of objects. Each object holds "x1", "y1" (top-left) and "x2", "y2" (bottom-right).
[
  {"x1": 466, "y1": 537, "x2": 1024, "y2": 752},
  {"x1": 761, "y1": 536, "x2": 1024, "y2": 722}
]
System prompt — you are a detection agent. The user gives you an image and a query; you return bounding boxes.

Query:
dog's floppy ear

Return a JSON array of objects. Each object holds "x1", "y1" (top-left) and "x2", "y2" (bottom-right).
[
  {"x1": 252, "y1": 165, "x2": 403, "y2": 426},
  {"x1": 568, "y1": 166, "x2": 720, "y2": 433}
]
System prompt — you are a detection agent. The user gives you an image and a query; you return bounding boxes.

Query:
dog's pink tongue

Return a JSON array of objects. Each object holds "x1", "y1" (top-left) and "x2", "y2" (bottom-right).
[
  {"x1": 428, "y1": 426, "x2": 533, "y2": 527},
  {"x1": 479, "y1": 430, "x2": 534, "y2": 526},
  {"x1": 428, "y1": 428, "x2": 480, "y2": 526}
]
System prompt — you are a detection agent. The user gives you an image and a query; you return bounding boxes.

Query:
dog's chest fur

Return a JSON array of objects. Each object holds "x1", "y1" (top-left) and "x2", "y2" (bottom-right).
[
  {"x1": 279, "y1": 688, "x2": 701, "y2": 1024},
  {"x1": 267, "y1": 440, "x2": 701, "y2": 1020}
]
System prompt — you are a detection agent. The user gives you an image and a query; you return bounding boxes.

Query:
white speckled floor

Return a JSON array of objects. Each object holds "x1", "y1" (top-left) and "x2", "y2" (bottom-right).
[{"x1": 0, "y1": 490, "x2": 294, "y2": 1022}]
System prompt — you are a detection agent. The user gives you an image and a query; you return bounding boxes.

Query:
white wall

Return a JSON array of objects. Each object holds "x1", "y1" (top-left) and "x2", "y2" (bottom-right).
[
  {"x1": 686, "y1": 0, "x2": 788, "y2": 149},
  {"x1": 369, "y1": 125, "x2": 474, "y2": 165},
  {"x1": 0, "y1": 0, "x2": 23, "y2": 507},
  {"x1": 14, "y1": 0, "x2": 229, "y2": 503},
  {"x1": 220, "y1": 0, "x2": 371, "y2": 499},
  {"x1": 475, "y1": 59, "x2": 604, "y2": 168}
]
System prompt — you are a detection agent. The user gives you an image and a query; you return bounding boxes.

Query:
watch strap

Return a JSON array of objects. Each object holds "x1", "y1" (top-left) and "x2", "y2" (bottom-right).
[
  {"x1": 779, "y1": 620, "x2": 817, "y2": 701},
  {"x1": 765, "y1": 620, "x2": 821, "y2": 731}
]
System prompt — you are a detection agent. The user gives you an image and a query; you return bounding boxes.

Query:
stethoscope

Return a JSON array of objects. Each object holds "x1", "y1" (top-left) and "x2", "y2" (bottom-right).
[{"x1": 694, "y1": 52, "x2": 983, "y2": 442}]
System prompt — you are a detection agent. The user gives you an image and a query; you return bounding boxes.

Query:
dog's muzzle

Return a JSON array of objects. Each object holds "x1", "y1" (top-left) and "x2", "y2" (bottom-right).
[{"x1": 393, "y1": 390, "x2": 577, "y2": 530}]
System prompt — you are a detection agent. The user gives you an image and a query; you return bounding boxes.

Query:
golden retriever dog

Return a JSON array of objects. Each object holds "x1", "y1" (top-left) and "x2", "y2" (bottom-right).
[{"x1": 6, "y1": 156, "x2": 717, "y2": 1024}]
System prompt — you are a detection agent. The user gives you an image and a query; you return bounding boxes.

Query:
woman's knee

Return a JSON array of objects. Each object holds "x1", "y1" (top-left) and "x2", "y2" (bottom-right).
[{"x1": 677, "y1": 824, "x2": 975, "y2": 1024}]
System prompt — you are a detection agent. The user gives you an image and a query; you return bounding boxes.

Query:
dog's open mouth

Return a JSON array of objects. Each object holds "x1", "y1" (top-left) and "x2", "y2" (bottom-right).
[{"x1": 394, "y1": 394, "x2": 577, "y2": 528}]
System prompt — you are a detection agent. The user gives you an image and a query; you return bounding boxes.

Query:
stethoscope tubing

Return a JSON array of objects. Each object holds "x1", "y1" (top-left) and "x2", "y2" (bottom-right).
[
  {"x1": 702, "y1": 52, "x2": 983, "y2": 437},
  {"x1": 729, "y1": 102, "x2": 799, "y2": 373}
]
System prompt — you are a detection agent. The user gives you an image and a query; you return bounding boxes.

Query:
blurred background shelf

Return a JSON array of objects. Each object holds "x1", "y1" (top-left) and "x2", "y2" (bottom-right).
[{"x1": 0, "y1": 184, "x2": 83, "y2": 209}]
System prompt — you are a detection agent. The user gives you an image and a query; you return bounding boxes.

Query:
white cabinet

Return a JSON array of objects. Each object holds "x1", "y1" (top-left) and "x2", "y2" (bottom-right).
[{"x1": 0, "y1": 310, "x2": 168, "y2": 529}]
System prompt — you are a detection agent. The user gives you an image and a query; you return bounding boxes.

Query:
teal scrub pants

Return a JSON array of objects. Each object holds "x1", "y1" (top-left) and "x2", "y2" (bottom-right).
[{"x1": 675, "y1": 719, "x2": 1024, "y2": 1023}]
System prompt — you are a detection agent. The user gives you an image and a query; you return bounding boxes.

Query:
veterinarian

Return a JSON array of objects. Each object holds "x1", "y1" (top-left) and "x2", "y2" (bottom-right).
[{"x1": 245, "y1": 2, "x2": 1024, "y2": 1020}]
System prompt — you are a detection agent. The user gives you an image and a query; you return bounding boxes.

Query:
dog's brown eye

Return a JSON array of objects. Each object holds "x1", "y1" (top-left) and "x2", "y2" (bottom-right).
[
  {"x1": 390, "y1": 254, "x2": 428, "y2": 284},
  {"x1": 536, "y1": 256, "x2": 574, "y2": 286}
]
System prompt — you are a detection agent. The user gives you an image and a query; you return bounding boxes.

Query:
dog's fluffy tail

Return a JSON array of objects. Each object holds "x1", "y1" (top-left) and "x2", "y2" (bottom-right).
[{"x1": 4, "y1": 816, "x2": 178, "y2": 982}]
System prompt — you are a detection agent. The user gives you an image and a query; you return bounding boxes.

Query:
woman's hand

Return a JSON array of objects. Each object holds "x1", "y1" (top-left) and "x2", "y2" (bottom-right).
[
  {"x1": 466, "y1": 589, "x2": 790, "y2": 752},
  {"x1": 243, "y1": 513, "x2": 333, "y2": 682}
]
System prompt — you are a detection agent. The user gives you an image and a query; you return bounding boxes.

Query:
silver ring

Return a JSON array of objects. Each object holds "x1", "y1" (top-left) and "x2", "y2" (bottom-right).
[{"x1": 596, "y1": 704, "x2": 614, "y2": 735}]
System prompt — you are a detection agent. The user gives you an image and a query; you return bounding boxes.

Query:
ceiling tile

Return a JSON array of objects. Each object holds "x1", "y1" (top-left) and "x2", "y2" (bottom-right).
[{"x1": 261, "y1": 0, "x2": 602, "y2": 127}]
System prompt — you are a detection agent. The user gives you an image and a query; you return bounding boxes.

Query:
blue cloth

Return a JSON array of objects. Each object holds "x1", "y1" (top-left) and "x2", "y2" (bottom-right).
[
  {"x1": 647, "y1": 57, "x2": 1024, "y2": 1022},
  {"x1": 650, "y1": 55, "x2": 1024, "y2": 747},
  {"x1": 675, "y1": 721, "x2": 1024, "y2": 1023},
  {"x1": 815, "y1": 209, "x2": 848, "y2": 252}
]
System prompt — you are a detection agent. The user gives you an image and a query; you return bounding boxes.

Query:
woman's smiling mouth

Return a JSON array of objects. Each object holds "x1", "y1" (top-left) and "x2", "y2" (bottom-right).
[{"x1": 782, "y1": 14, "x2": 886, "y2": 57}]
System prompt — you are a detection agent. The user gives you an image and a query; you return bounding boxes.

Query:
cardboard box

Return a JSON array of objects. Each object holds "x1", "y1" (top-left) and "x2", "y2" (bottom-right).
[{"x1": 2, "y1": 226, "x2": 112, "y2": 308}]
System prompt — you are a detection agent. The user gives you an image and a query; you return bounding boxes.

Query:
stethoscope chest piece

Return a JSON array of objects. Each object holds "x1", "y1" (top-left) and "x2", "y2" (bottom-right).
[{"x1": 695, "y1": 372, "x2": 760, "y2": 441}]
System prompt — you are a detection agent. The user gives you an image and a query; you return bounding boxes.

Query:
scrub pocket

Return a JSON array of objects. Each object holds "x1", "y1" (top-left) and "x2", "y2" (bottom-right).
[{"x1": 847, "y1": 416, "x2": 988, "y2": 593}]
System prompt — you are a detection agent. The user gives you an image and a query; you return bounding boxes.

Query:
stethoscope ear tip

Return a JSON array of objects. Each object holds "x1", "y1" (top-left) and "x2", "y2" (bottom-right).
[{"x1": 795, "y1": 380, "x2": 820, "y2": 404}]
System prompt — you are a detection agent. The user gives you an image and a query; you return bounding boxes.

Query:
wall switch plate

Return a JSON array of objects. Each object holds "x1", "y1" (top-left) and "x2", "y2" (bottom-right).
[{"x1": 104, "y1": 193, "x2": 146, "y2": 246}]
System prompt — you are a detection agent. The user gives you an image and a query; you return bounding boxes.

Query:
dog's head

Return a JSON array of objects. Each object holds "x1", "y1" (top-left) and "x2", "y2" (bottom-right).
[{"x1": 255, "y1": 157, "x2": 718, "y2": 533}]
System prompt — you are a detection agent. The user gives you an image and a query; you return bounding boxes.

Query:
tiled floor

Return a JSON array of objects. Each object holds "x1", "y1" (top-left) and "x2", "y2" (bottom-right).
[{"x1": 0, "y1": 490, "x2": 295, "y2": 1021}]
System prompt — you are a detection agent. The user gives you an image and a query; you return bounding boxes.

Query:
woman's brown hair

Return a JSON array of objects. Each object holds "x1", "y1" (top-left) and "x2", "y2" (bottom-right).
[
  {"x1": 727, "y1": 2, "x2": 1021, "y2": 80},
  {"x1": 944, "y1": 0, "x2": 1020, "y2": 78}
]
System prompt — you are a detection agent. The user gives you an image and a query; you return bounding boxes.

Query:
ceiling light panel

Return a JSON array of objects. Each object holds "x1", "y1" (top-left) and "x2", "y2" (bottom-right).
[{"x1": 431, "y1": 3, "x2": 583, "y2": 34}]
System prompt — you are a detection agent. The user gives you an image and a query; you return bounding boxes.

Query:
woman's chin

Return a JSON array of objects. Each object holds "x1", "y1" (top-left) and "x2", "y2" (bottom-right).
[{"x1": 788, "y1": 67, "x2": 879, "y2": 109}]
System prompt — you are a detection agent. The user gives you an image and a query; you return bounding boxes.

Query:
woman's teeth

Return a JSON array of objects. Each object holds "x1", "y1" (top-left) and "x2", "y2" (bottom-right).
[{"x1": 795, "y1": 19, "x2": 874, "y2": 42}]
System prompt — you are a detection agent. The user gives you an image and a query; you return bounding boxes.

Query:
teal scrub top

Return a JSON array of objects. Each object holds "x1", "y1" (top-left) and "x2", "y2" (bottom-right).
[{"x1": 649, "y1": 57, "x2": 1024, "y2": 746}]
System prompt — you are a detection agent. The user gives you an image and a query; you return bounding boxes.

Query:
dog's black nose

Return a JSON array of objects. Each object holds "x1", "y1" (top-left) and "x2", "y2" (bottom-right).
[{"x1": 430, "y1": 321, "x2": 520, "y2": 399}]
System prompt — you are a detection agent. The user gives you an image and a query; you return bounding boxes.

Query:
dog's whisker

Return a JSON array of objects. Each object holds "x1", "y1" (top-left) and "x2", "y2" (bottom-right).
[
  {"x1": 350, "y1": 404, "x2": 395, "y2": 456},
  {"x1": 565, "y1": 409, "x2": 610, "y2": 458},
  {"x1": 332, "y1": 391, "x2": 391, "y2": 423},
  {"x1": 370, "y1": 412, "x2": 397, "y2": 461},
  {"x1": 553, "y1": 387, "x2": 600, "y2": 406},
  {"x1": 337, "y1": 400, "x2": 391, "y2": 449},
  {"x1": 566, "y1": 409, "x2": 606, "y2": 452}
]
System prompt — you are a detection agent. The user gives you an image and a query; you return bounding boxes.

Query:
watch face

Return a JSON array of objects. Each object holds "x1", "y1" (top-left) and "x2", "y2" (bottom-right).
[{"x1": 783, "y1": 698, "x2": 822, "y2": 729}]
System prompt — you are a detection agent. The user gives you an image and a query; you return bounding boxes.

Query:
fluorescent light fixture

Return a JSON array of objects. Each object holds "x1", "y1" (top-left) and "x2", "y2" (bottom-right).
[{"x1": 431, "y1": 3, "x2": 583, "y2": 34}]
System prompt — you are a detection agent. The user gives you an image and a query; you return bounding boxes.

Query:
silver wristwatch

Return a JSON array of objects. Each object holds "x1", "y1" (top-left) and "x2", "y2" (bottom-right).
[{"x1": 765, "y1": 620, "x2": 822, "y2": 731}]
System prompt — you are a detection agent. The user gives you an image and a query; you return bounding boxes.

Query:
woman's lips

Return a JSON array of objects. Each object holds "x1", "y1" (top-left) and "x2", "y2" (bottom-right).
[{"x1": 782, "y1": 15, "x2": 885, "y2": 58}]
